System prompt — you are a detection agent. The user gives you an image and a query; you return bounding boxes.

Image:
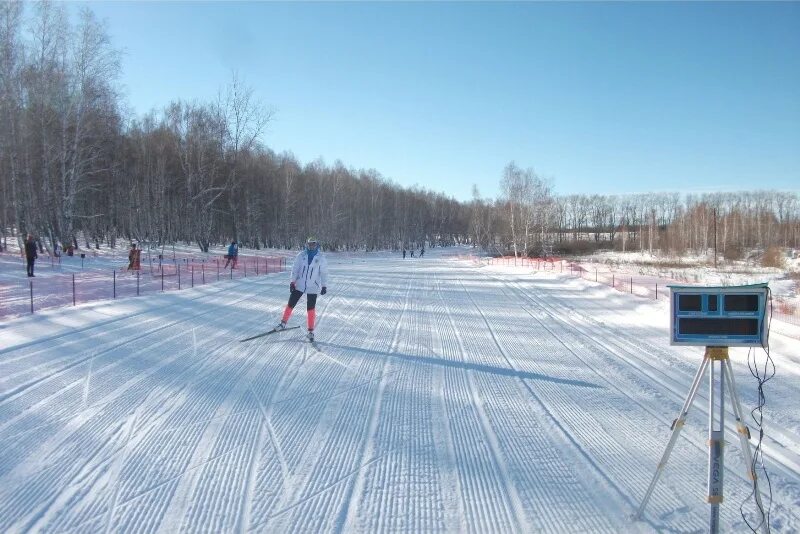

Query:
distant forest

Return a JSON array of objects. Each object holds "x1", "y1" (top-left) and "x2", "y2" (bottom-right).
[{"x1": 1, "y1": 2, "x2": 798, "y2": 258}]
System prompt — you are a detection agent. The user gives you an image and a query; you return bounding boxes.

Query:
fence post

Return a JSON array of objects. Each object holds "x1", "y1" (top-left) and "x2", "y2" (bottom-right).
[
  {"x1": 113, "y1": 270, "x2": 116, "y2": 299},
  {"x1": 612, "y1": 274, "x2": 615, "y2": 288},
  {"x1": 595, "y1": 268, "x2": 598, "y2": 282},
  {"x1": 178, "y1": 263, "x2": 181, "y2": 290},
  {"x1": 244, "y1": 260, "x2": 247, "y2": 278},
  {"x1": 230, "y1": 265, "x2": 233, "y2": 280},
  {"x1": 630, "y1": 277, "x2": 633, "y2": 294},
  {"x1": 161, "y1": 266, "x2": 164, "y2": 292},
  {"x1": 30, "y1": 281, "x2": 34, "y2": 314},
  {"x1": 202, "y1": 263, "x2": 205, "y2": 284},
  {"x1": 191, "y1": 265, "x2": 194, "y2": 287},
  {"x1": 217, "y1": 260, "x2": 220, "y2": 281},
  {"x1": 137, "y1": 270, "x2": 140, "y2": 296},
  {"x1": 256, "y1": 259, "x2": 259, "y2": 276},
  {"x1": 655, "y1": 284, "x2": 658, "y2": 299}
]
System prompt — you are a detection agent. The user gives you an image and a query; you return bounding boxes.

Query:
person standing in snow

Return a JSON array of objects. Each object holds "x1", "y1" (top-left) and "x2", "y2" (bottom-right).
[
  {"x1": 224, "y1": 241, "x2": 238, "y2": 268},
  {"x1": 127, "y1": 243, "x2": 141, "y2": 270},
  {"x1": 402, "y1": 248, "x2": 406, "y2": 259},
  {"x1": 24, "y1": 234, "x2": 38, "y2": 277},
  {"x1": 275, "y1": 237, "x2": 328, "y2": 342}
]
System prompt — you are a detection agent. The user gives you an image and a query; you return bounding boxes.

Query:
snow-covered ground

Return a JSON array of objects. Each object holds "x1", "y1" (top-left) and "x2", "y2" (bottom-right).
[
  {"x1": 1, "y1": 248, "x2": 798, "y2": 532},
  {"x1": 579, "y1": 250, "x2": 799, "y2": 301}
]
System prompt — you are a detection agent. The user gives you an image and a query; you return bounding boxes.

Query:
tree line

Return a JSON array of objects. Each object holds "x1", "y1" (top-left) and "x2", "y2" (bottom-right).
[
  {"x1": 0, "y1": 2, "x2": 468, "y2": 253},
  {"x1": 1, "y1": 2, "x2": 797, "y2": 259},
  {"x1": 484, "y1": 166, "x2": 799, "y2": 260}
]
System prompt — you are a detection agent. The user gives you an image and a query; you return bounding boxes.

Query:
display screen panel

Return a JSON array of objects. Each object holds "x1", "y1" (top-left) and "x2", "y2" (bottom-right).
[
  {"x1": 724, "y1": 294, "x2": 759, "y2": 312},
  {"x1": 678, "y1": 294, "x2": 702, "y2": 312},
  {"x1": 679, "y1": 318, "x2": 759, "y2": 336}
]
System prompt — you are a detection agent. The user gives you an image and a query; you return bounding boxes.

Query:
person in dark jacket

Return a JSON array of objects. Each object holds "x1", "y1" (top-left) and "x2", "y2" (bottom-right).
[
  {"x1": 24, "y1": 234, "x2": 37, "y2": 277},
  {"x1": 224, "y1": 241, "x2": 238, "y2": 268}
]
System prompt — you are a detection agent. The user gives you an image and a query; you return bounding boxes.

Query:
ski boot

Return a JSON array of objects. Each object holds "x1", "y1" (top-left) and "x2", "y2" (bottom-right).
[
  {"x1": 274, "y1": 321, "x2": 286, "y2": 331},
  {"x1": 306, "y1": 329, "x2": 315, "y2": 343}
]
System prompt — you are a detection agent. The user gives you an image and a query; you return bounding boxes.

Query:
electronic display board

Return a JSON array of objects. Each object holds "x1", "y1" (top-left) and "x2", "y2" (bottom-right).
[{"x1": 669, "y1": 283, "x2": 768, "y2": 347}]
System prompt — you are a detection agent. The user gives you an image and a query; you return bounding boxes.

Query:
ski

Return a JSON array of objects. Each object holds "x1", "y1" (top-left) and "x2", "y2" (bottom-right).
[{"x1": 240, "y1": 326, "x2": 300, "y2": 342}]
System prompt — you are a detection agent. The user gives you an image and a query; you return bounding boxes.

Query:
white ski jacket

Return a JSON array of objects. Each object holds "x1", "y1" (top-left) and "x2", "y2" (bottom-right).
[{"x1": 290, "y1": 250, "x2": 328, "y2": 294}]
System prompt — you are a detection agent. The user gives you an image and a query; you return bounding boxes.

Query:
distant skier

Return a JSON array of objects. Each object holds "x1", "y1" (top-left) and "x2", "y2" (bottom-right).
[
  {"x1": 419, "y1": 247, "x2": 425, "y2": 258},
  {"x1": 224, "y1": 241, "x2": 238, "y2": 268},
  {"x1": 24, "y1": 234, "x2": 37, "y2": 277},
  {"x1": 275, "y1": 237, "x2": 328, "y2": 342},
  {"x1": 410, "y1": 250, "x2": 414, "y2": 258},
  {"x1": 402, "y1": 248, "x2": 406, "y2": 259}
]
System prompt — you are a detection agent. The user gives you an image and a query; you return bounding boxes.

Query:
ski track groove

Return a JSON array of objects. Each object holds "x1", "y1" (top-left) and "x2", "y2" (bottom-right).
[
  {"x1": 268, "y1": 273, "x2": 410, "y2": 533},
  {"x1": 2, "y1": 256, "x2": 798, "y2": 533},
  {"x1": 348, "y1": 271, "x2": 446, "y2": 533},
  {"x1": 521, "y1": 273, "x2": 800, "y2": 481},
  {"x1": 247, "y1": 275, "x2": 391, "y2": 530},
  {"x1": 502, "y1": 270, "x2": 800, "y2": 527},
  {"x1": 0, "y1": 279, "x2": 280, "y2": 533},
  {"x1": 171, "y1": 277, "x2": 362, "y2": 533},
  {"x1": 0, "y1": 277, "x2": 282, "y2": 398},
  {"x1": 0, "y1": 279, "x2": 281, "y2": 443},
  {"x1": 474, "y1": 268, "x2": 703, "y2": 530},
  {"x1": 0, "y1": 300, "x2": 257, "y2": 487},
  {"x1": 480, "y1": 266, "x2": 796, "y2": 530},
  {"x1": 334, "y1": 269, "x2": 414, "y2": 534}
]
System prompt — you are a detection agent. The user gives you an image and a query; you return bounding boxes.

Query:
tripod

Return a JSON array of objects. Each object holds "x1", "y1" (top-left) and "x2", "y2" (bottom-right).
[{"x1": 634, "y1": 347, "x2": 768, "y2": 533}]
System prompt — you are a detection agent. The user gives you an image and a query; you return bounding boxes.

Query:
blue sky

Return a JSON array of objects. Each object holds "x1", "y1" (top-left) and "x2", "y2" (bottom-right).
[{"x1": 85, "y1": 1, "x2": 799, "y2": 201}]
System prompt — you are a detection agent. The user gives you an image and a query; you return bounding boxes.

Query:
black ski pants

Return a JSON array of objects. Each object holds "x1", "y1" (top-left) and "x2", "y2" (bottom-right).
[
  {"x1": 287, "y1": 289, "x2": 317, "y2": 310},
  {"x1": 26, "y1": 256, "x2": 35, "y2": 277}
]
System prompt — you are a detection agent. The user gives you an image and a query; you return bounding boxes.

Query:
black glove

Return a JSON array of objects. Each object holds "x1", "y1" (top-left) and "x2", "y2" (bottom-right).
[
  {"x1": 321, "y1": 286, "x2": 327, "y2": 295},
  {"x1": 290, "y1": 281, "x2": 296, "y2": 292}
]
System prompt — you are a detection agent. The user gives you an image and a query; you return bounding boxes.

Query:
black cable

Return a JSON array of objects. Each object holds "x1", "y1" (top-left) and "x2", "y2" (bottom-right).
[{"x1": 740, "y1": 287, "x2": 775, "y2": 533}]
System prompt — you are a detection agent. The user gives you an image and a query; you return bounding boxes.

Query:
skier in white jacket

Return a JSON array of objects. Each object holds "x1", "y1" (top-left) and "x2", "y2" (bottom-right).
[{"x1": 275, "y1": 237, "x2": 328, "y2": 342}]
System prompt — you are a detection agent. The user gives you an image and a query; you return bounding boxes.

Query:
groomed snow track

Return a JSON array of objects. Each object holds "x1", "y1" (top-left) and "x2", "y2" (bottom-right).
[{"x1": 1, "y1": 253, "x2": 798, "y2": 533}]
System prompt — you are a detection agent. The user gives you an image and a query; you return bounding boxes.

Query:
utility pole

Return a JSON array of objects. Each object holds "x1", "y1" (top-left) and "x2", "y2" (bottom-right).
[{"x1": 713, "y1": 208, "x2": 718, "y2": 269}]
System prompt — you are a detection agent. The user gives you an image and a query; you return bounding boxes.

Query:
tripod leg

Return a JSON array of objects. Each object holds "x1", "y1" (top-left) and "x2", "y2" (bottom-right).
[
  {"x1": 723, "y1": 357, "x2": 769, "y2": 533},
  {"x1": 708, "y1": 359, "x2": 724, "y2": 533},
  {"x1": 634, "y1": 355, "x2": 711, "y2": 520}
]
